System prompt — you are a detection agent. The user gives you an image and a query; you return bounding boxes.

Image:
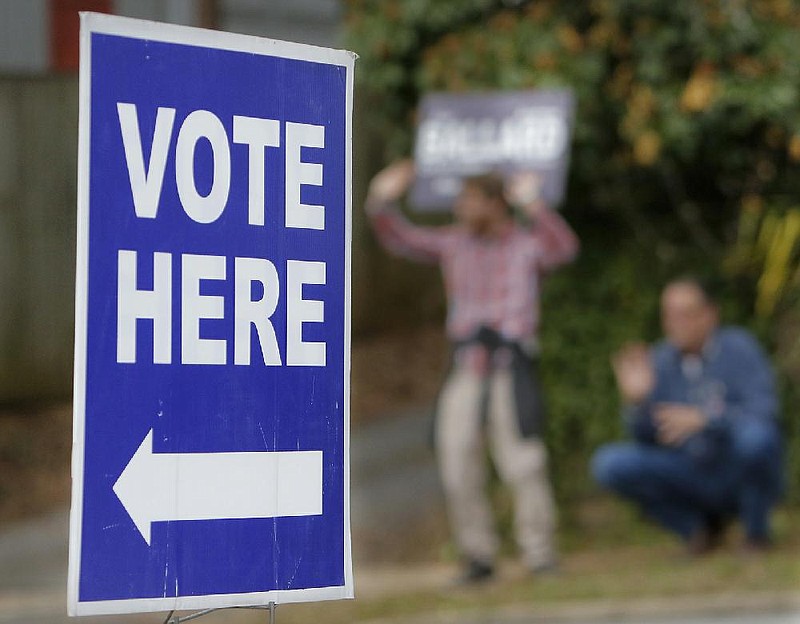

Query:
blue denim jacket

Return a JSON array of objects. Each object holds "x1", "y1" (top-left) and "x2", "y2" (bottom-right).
[{"x1": 625, "y1": 327, "x2": 778, "y2": 464}]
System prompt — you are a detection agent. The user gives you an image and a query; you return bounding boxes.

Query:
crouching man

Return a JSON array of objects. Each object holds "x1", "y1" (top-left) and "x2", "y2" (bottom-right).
[{"x1": 592, "y1": 277, "x2": 783, "y2": 554}]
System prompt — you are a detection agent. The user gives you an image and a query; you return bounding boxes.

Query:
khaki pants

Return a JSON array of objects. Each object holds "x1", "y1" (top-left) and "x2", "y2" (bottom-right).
[{"x1": 435, "y1": 366, "x2": 556, "y2": 568}]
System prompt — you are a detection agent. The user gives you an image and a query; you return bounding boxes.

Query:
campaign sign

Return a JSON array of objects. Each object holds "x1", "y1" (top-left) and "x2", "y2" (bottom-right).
[
  {"x1": 411, "y1": 90, "x2": 575, "y2": 211},
  {"x1": 69, "y1": 13, "x2": 354, "y2": 615}
]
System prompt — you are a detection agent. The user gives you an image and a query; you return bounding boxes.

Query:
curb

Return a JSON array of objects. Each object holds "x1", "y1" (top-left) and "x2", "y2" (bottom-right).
[{"x1": 360, "y1": 590, "x2": 800, "y2": 624}]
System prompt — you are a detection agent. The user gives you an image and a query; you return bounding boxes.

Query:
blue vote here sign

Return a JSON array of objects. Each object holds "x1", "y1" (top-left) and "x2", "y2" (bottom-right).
[{"x1": 69, "y1": 13, "x2": 354, "y2": 616}]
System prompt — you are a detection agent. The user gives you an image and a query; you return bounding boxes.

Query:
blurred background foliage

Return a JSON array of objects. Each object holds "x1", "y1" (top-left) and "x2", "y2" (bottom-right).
[{"x1": 345, "y1": 0, "x2": 800, "y2": 509}]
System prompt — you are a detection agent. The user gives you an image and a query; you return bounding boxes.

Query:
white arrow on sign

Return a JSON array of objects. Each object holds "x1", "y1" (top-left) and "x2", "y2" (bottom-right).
[{"x1": 113, "y1": 429, "x2": 323, "y2": 545}]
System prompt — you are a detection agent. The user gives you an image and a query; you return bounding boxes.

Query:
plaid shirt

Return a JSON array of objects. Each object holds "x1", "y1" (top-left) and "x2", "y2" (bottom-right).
[{"x1": 370, "y1": 202, "x2": 579, "y2": 370}]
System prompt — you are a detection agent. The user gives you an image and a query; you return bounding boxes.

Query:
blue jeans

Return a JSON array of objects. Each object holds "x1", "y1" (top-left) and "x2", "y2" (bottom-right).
[{"x1": 591, "y1": 419, "x2": 782, "y2": 541}]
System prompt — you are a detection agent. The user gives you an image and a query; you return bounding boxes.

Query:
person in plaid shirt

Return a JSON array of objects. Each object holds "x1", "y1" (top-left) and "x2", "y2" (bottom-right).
[{"x1": 365, "y1": 160, "x2": 579, "y2": 583}]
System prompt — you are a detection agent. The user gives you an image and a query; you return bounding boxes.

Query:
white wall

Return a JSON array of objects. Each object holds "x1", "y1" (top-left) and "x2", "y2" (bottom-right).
[
  {"x1": 0, "y1": 0, "x2": 48, "y2": 74},
  {"x1": 112, "y1": 0, "x2": 202, "y2": 27},
  {"x1": 219, "y1": 0, "x2": 342, "y2": 47}
]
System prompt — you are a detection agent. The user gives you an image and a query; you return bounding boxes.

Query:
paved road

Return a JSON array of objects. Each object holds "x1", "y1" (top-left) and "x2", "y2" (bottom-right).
[
  {"x1": 496, "y1": 615, "x2": 798, "y2": 624},
  {"x1": 370, "y1": 602, "x2": 800, "y2": 624},
  {"x1": 655, "y1": 616, "x2": 798, "y2": 624}
]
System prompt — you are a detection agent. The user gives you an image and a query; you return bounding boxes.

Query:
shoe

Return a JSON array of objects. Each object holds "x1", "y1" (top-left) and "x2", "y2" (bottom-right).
[
  {"x1": 686, "y1": 516, "x2": 729, "y2": 557},
  {"x1": 706, "y1": 513, "x2": 731, "y2": 545},
  {"x1": 453, "y1": 559, "x2": 494, "y2": 585},
  {"x1": 741, "y1": 536, "x2": 772, "y2": 556},
  {"x1": 530, "y1": 560, "x2": 559, "y2": 575},
  {"x1": 686, "y1": 526, "x2": 714, "y2": 557}
]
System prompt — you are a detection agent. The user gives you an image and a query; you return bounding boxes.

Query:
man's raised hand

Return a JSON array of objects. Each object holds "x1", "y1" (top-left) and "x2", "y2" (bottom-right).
[
  {"x1": 611, "y1": 342, "x2": 654, "y2": 405},
  {"x1": 366, "y1": 159, "x2": 415, "y2": 210}
]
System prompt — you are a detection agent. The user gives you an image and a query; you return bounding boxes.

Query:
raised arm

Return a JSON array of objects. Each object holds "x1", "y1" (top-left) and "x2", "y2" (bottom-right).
[
  {"x1": 506, "y1": 172, "x2": 579, "y2": 271},
  {"x1": 529, "y1": 206, "x2": 580, "y2": 271},
  {"x1": 612, "y1": 342, "x2": 659, "y2": 444},
  {"x1": 365, "y1": 159, "x2": 450, "y2": 264}
]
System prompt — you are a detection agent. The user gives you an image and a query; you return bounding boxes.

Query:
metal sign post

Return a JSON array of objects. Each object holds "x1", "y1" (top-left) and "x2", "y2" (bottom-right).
[
  {"x1": 69, "y1": 12, "x2": 354, "y2": 617},
  {"x1": 163, "y1": 602, "x2": 276, "y2": 624}
]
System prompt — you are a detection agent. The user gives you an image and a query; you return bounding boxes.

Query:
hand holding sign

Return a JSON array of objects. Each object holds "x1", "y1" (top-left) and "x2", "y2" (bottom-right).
[
  {"x1": 506, "y1": 171, "x2": 549, "y2": 219},
  {"x1": 366, "y1": 159, "x2": 415, "y2": 209}
]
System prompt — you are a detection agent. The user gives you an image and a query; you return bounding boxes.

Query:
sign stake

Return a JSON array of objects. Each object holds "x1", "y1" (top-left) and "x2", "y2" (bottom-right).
[{"x1": 161, "y1": 602, "x2": 277, "y2": 624}]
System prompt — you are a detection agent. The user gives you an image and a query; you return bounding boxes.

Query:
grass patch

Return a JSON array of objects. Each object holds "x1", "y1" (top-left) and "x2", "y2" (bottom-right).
[{"x1": 275, "y1": 502, "x2": 800, "y2": 624}]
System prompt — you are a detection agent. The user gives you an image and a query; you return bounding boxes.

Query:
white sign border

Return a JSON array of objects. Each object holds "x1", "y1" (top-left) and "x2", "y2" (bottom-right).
[{"x1": 69, "y1": 11, "x2": 355, "y2": 616}]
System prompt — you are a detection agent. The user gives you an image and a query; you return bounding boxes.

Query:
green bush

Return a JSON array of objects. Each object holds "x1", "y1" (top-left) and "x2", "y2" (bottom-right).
[
  {"x1": 346, "y1": 0, "x2": 800, "y2": 506},
  {"x1": 537, "y1": 231, "x2": 800, "y2": 507}
]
